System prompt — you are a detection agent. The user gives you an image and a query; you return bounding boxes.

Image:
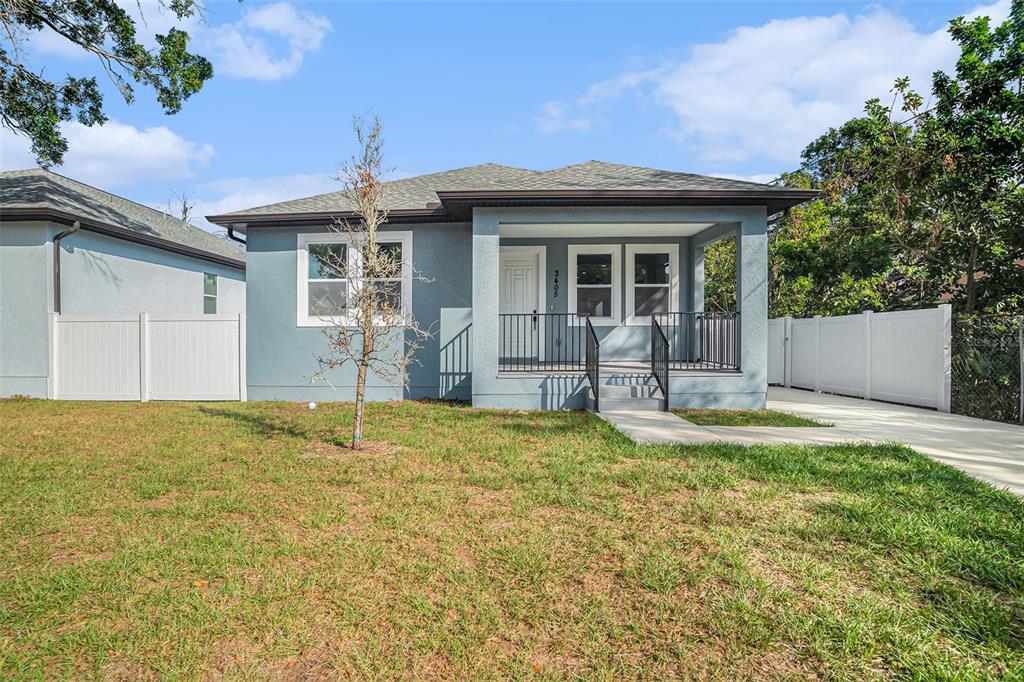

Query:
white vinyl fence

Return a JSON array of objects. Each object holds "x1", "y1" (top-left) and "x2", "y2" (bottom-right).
[
  {"x1": 47, "y1": 313, "x2": 245, "y2": 401},
  {"x1": 768, "y1": 305, "x2": 951, "y2": 411}
]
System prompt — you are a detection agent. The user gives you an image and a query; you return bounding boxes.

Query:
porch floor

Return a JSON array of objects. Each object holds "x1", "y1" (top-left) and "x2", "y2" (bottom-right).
[{"x1": 497, "y1": 360, "x2": 741, "y2": 376}]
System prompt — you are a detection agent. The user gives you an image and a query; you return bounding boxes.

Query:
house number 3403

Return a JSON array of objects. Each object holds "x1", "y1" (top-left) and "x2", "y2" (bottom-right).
[{"x1": 553, "y1": 270, "x2": 559, "y2": 298}]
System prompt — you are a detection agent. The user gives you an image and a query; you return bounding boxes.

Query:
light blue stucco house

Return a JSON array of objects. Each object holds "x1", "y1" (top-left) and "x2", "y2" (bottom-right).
[
  {"x1": 208, "y1": 161, "x2": 815, "y2": 411},
  {"x1": 1, "y1": 168, "x2": 246, "y2": 398}
]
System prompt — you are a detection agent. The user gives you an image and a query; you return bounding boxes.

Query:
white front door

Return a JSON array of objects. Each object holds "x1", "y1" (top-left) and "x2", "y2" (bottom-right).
[{"x1": 499, "y1": 246, "x2": 545, "y2": 360}]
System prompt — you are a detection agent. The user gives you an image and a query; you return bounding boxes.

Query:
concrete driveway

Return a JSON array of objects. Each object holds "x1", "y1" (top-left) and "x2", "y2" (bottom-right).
[{"x1": 769, "y1": 387, "x2": 1024, "y2": 496}]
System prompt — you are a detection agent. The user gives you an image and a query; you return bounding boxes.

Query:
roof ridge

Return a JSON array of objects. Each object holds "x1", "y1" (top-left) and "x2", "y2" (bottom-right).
[
  {"x1": 541, "y1": 160, "x2": 713, "y2": 178},
  {"x1": 389, "y1": 161, "x2": 537, "y2": 181}
]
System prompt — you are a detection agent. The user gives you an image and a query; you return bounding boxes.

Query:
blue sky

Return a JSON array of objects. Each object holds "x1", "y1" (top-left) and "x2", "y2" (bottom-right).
[{"x1": 0, "y1": 0, "x2": 1010, "y2": 230}]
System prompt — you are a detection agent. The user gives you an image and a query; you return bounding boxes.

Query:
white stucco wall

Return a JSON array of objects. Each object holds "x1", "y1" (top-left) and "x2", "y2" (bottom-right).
[
  {"x1": 0, "y1": 221, "x2": 246, "y2": 398},
  {"x1": 0, "y1": 222, "x2": 52, "y2": 397},
  {"x1": 60, "y1": 230, "x2": 245, "y2": 315}
]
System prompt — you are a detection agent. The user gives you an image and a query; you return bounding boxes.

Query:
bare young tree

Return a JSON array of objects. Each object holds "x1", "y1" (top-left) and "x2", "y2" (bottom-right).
[
  {"x1": 310, "y1": 116, "x2": 431, "y2": 449},
  {"x1": 168, "y1": 190, "x2": 195, "y2": 223}
]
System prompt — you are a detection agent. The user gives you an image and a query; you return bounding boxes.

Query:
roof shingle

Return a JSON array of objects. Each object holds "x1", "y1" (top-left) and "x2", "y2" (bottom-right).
[
  {"x1": 1, "y1": 168, "x2": 245, "y2": 263},
  {"x1": 212, "y1": 161, "x2": 793, "y2": 218}
]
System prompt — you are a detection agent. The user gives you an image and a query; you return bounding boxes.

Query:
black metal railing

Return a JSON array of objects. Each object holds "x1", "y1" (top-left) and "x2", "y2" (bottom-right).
[
  {"x1": 585, "y1": 316, "x2": 600, "y2": 411},
  {"x1": 651, "y1": 315, "x2": 669, "y2": 411},
  {"x1": 498, "y1": 312, "x2": 590, "y2": 372},
  {"x1": 653, "y1": 312, "x2": 740, "y2": 371}
]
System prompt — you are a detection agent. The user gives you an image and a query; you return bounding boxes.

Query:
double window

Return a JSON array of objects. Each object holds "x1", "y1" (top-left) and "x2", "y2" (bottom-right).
[
  {"x1": 566, "y1": 244, "x2": 678, "y2": 325},
  {"x1": 297, "y1": 231, "x2": 413, "y2": 326}
]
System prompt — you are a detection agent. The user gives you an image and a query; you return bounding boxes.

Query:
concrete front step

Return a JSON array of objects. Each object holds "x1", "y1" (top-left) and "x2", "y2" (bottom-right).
[
  {"x1": 587, "y1": 395, "x2": 665, "y2": 412},
  {"x1": 600, "y1": 373, "x2": 658, "y2": 387},
  {"x1": 600, "y1": 383, "x2": 661, "y2": 399},
  {"x1": 587, "y1": 371, "x2": 666, "y2": 412}
]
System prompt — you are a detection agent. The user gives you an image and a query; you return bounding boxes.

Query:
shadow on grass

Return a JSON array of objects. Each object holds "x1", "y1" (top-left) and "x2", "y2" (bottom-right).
[{"x1": 198, "y1": 406, "x2": 315, "y2": 440}]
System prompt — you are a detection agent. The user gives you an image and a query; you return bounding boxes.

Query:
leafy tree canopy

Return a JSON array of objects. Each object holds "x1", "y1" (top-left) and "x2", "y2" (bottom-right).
[
  {"x1": 798, "y1": 0, "x2": 1024, "y2": 315},
  {"x1": 705, "y1": 1, "x2": 1024, "y2": 318},
  {"x1": 1, "y1": 0, "x2": 213, "y2": 166}
]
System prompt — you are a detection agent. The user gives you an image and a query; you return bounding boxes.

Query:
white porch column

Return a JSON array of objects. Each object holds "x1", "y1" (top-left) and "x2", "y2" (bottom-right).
[
  {"x1": 471, "y1": 208, "x2": 501, "y2": 404},
  {"x1": 735, "y1": 209, "x2": 769, "y2": 402},
  {"x1": 689, "y1": 244, "x2": 704, "y2": 313}
]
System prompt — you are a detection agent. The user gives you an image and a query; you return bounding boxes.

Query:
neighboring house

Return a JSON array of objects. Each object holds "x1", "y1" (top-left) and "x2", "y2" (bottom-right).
[
  {"x1": 1, "y1": 168, "x2": 246, "y2": 398},
  {"x1": 211, "y1": 161, "x2": 815, "y2": 411}
]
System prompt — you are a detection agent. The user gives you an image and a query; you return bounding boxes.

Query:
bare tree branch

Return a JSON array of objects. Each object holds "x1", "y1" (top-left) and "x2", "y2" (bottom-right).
[{"x1": 309, "y1": 116, "x2": 433, "y2": 449}]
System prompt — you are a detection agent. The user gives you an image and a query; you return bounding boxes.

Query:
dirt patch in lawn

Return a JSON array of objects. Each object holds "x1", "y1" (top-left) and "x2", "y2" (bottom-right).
[{"x1": 302, "y1": 439, "x2": 399, "y2": 459}]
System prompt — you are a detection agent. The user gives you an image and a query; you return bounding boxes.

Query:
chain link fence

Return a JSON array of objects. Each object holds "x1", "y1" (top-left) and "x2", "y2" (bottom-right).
[{"x1": 951, "y1": 314, "x2": 1023, "y2": 424}]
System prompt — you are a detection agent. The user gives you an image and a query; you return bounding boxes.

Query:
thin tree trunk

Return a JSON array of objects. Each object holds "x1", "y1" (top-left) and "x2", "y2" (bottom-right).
[
  {"x1": 965, "y1": 243, "x2": 978, "y2": 315},
  {"x1": 352, "y1": 361, "x2": 367, "y2": 449},
  {"x1": 352, "y1": 324, "x2": 372, "y2": 449}
]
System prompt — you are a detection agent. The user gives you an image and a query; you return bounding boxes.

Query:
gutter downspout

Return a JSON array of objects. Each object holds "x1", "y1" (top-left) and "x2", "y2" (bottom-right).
[
  {"x1": 53, "y1": 221, "x2": 80, "y2": 314},
  {"x1": 227, "y1": 227, "x2": 246, "y2": 245}
]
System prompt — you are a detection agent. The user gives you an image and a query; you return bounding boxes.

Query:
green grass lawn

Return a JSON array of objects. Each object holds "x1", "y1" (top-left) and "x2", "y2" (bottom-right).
[
  {"x1": 1, "y1": 399, "x2": 1021, "y2": 679},
  {"x1": 672, "y1": 408, "x2": 829, "y2": 427}
]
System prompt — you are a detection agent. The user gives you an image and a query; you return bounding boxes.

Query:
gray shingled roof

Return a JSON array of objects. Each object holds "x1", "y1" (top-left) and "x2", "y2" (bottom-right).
[
  {"x1": 215, "y1": 161, "x2": 787, "y2": 217},
  {"x1": 1, "y1": 168, "x2": 244, "y2": 263}
]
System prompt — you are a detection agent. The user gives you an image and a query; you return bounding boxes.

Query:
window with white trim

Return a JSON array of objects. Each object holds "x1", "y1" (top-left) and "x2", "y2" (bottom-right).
[
  {"x1": 369, "y1": 241, "x2": 403, "y2": 313},
  {"x1": 568, "y1": 244, "x2": 620, "y2": 325},
  {"x1": 203, "y1": 272, "x2": 217, "y2": 314},
  {"x1": 307, "y1": 242, "x2": 349, "y2": 317},
  {"x1": 625, "y1": 243, "x2": 678, "y2": 324},
  {"x1": 297, "y1": 231, "x2": 413, "y2": 327}
]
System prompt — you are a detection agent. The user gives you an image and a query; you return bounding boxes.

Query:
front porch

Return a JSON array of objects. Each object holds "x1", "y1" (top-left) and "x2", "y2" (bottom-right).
[
  {"x1": 497, "y1": 311, "x2": 740, "y2": 412},
  {"x1": 470, "y1": 206, "x2": 769, "y2": 411},
  {"x1": 497, "y1": 312, "x2": 741, "y2": 375}
]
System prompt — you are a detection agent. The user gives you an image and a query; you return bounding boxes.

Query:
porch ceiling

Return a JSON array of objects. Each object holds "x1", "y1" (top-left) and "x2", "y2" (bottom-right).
[{"x1": 498, "y1": 222, "x2": 716, "y2": 238}]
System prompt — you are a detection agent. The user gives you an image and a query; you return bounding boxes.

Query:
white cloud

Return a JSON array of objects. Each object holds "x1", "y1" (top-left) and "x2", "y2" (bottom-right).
[
  {"x1": 26, "y1": 26, "x2": 93, "y2": 59},
  {"x1": 183, "y1": 173, "x2": 339, "y2": 231},
  {"x1": 1, "y1": 120, "x2": 213, "y2": 187},
  {"x1": 206, "y1": 2, "x2": 333, "y2": 80},
  {"x1": 535, "y1": 101, "x2": 596, "y2": 134},
  {"x1": 578, "y1": 67, "x2": 665, "y2": 106},
  {"x1": 27, "y1": 1, "x2": 331, "y2": 81},
  {"x1": 547, "y1": 0, "x2": 1011, "y2": 164}
]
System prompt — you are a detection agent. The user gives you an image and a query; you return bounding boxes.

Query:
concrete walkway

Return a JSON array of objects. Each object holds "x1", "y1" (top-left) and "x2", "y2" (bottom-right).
[
  {"x1": 768, "y1": 387, "x2": 1024, "y2": 496},
  {"x1": 599, "y1": 387, "x2": 1024, "y2": 496}
]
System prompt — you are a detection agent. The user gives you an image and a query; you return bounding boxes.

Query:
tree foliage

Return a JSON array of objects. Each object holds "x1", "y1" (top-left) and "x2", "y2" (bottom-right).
[
  {"x1": 794, "y1": 1, "x2": 1024, "y2": 315},
  {"x1": 703, "y1": 2, "x2": 1024, "y2": 318},
  {"x1": 1, "y1": 0, "x2": 213, "y2": 165}
]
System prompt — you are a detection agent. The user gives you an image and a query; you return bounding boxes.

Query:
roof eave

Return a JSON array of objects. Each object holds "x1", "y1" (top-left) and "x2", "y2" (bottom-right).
[
  {"x1": 436, "y1": 188, "x2": 820, "y2": 216},
  {"x1": 435, "y1": 188, "x2": 819, "y2": 201},
  {"x1": 205, "y1": 206, "x2": 450, "y2": 230},
  {"x1": 2, "y1": 207, "x2": 246, "y2": 270},
  {"x1": 207, "y1": 188, "x2": 820, "y2": 228}
]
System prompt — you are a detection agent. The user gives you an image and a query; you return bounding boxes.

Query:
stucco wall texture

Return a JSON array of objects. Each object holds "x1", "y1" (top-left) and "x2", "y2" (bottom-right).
[{"x1": 0, "y1": 221, "x2": 245, "y2": 398}]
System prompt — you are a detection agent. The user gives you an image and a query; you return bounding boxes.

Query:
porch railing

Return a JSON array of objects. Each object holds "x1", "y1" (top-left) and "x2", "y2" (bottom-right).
[
  {"x1": 585, "y1": 317, "x2": 600, "y2": 411},
  {"x1": 498, "y1": 311, "x2": 739, "y2": 373},
  {"x1": 651, "y1": 315, "x2": 669, "y2": 410},
  {"x1": 498, "y1": 312, "x2": 589, "y2": 372},
  {"x1": 653, "y1": 312, "x2": 740, "y2": 371}
]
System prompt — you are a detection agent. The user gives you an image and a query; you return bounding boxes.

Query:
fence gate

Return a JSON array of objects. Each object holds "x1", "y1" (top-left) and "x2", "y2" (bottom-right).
[{"x1": 48, "y1": 313, "x2": 246, "y2": 401}]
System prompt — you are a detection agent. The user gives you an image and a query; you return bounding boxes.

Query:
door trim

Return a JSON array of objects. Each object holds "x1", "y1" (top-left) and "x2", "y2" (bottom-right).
[{"x1": 499, "y1": 245, "x2": 547, "y2": 359}]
